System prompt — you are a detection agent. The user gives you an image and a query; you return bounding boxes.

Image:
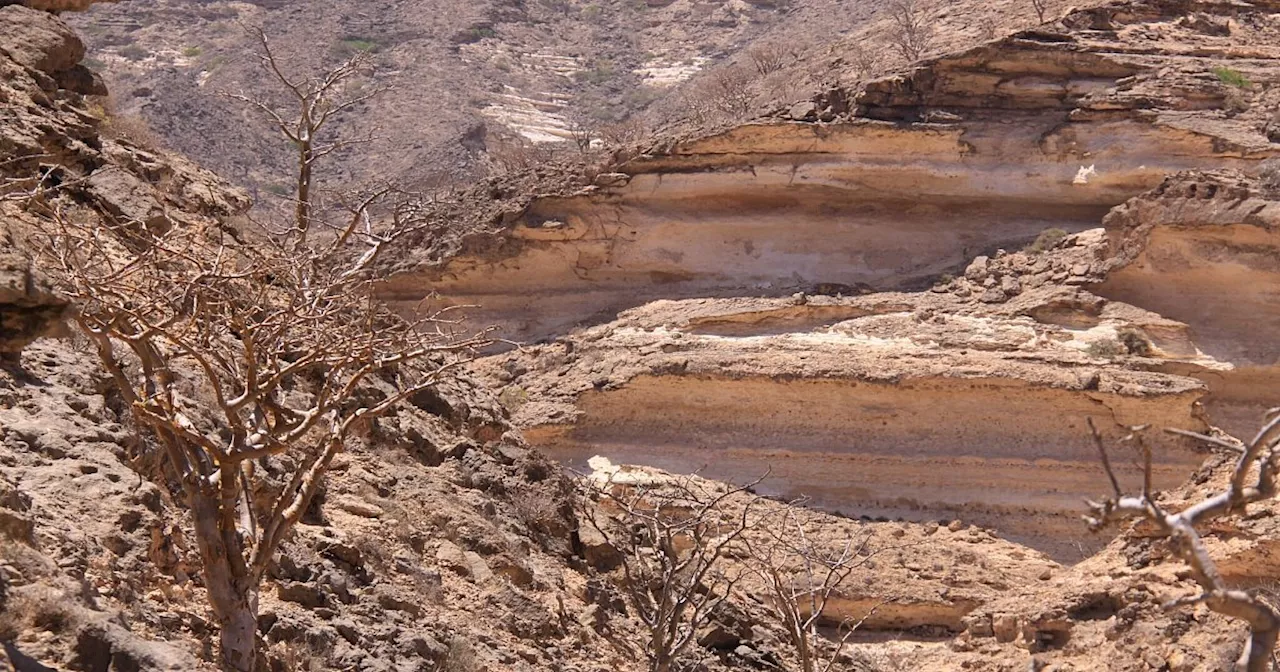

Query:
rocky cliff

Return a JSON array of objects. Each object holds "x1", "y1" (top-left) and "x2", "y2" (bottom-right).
[
  {"x1": 0, "y1": 7, "x2": 589, "y2": 672},
  {"x1": 407, "y1": 0, "x2": 1276, "y2": 557},
  {"x1": 8, "y1": 0, "x2": 1280, "y2": 671},
  {"x1": 388, "y1": 0, "x2": 1278, "y2": 344}
]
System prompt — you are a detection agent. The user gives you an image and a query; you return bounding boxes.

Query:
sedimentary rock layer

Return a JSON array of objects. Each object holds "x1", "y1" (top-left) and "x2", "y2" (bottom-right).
[
  {"x1": 478, "y1": 263, "x2": 1221, "y2": 559},
  {"x1": 389, "y1": 0, "x2": 1279, "y2": 344},
  {"x1": 534, "y1": 373, "x2": 1205, "y2": 559}
]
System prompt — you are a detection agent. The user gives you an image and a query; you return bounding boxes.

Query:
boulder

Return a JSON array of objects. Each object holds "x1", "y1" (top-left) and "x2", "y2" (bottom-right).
[{"x1": 0, "y1": 5, "x2": 84, "y2": 75}]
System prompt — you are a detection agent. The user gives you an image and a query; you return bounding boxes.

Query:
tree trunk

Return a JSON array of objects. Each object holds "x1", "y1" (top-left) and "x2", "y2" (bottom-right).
[
  {"x1": 191, "y1": 494, "x2": 259, "y2": 672},
  {"x1": 215, "y1": 590, "x2": 258, "y2": 672}
]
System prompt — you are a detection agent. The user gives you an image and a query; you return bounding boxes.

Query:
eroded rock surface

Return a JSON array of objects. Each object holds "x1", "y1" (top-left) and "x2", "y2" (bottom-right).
[
  {"x1": 388, "y1": 0, "x2": 1280, "y2": 345},
  {"x1": 475, "y1": 228, "x2": 1225, "y2": 558}
]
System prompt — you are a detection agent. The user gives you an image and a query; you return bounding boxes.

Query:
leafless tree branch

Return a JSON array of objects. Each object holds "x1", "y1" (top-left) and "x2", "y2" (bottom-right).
[{"x1": 1085, "y1": 413, "x2": 1280, "y2": 672}]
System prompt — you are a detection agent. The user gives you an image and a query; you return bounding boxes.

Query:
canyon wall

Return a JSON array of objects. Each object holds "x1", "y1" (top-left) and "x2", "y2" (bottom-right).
[
  {"x1": 389, "y1": 0, "x2": 1278, "y2": 344},
  {"x1": 440, "y1": 0, "x2": 1280, "y2": 560}
]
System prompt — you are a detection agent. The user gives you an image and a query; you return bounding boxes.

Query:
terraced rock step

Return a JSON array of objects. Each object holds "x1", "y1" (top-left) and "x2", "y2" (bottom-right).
[
  {"x1": 536, "y1": 373, "x2": 1205, "y2": 560},
  {"x1": 388, "y1": 0, "x2": 1279, "y2": 345},
  {"x1": 474, "y1": 239, "x2": 1233, "y2": 559}
]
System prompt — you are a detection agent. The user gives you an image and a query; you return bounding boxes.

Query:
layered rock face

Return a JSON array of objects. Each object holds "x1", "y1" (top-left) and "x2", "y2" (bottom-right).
[
  {"x1": 390, "y1": 0, "x2": 1279, "y2": 344},
  {"x1": 476, "y1": 234, "x2": 1223, "y2": 558},
  {"x1": 448, "y1": 0, "x2": 1280, "y2": 560},
  {"x1": 1095, "y1": 170, "x2": 1280, "y2": 437}
]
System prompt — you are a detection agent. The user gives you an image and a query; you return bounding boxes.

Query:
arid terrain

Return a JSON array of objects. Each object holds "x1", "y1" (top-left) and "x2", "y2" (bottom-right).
[{"x1": 4, "y1": 0, "x2": 1280, "y2": 671}]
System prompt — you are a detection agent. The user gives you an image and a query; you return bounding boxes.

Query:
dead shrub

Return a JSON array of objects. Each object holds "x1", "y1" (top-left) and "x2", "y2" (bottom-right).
[
  {"x1": 746, "y1": 41, "x2": 793, "y2": 76},
  {"x1": 1085, "y1": 339, "x2": 1126, "y2": 359},
  {"x1": 443, "y1": 638, "x2": 480, "y2": 672},
  {"x1": 1024, "y1": 227, "x2": 1067, "y2": 254},
  {"x1": 88, "y1": 95, "x2": 166, "y2": 150},
  {"x1": 1117, "y1": 327, "x2": 1153, "y2": 356},
  {"x1": 485, "y1": 134, "x2": 559, "y2": 174},
  {"x1": 848, "y1": 42, "x2": 884, "y2": 81},
  {"x1": 679, "y1": 64, "x2": 758, "y2": 126},
  {"x1": 886, "y1": 0, "x2": 935, "y2": 63}
]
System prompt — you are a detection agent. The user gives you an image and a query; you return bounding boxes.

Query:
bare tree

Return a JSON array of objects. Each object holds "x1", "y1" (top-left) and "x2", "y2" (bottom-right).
[
  {"x1": 886, "y1": 0, "x2": 935, "y2": 63},
  {"x1": 566, "y1": 113, "x2": 597, "y2": 154},
  {"x1": 34, "y1": 30, "x2": 489, "y2": 672},
  {"x1": 746, "y1": 41, "x2": 793, "y2": 77},
  {"x1": 1030, "y1": 0, "x2": 1049, "y2": 24},
  {"x1": 678, "y1": 65, "x2": 758, "y2": 127},
  {"x1": 597, "y1": 117, "x2": 650, "y2": 149},
  {"x1": 745, "y1": 503, "x2": 883, "y2": 672},
  {"x1": 1085, "y1": 414, "x2": 1280, "y2": 672},
  {"x1": 580, "y1": 471, "x2": 766, "y2": 672},
  {"x1": 847, "y1": 43, "x2": 884, "y2": 82},
  {"x1": 223, "y1": 27, "x2": 384, "y2": 240}
]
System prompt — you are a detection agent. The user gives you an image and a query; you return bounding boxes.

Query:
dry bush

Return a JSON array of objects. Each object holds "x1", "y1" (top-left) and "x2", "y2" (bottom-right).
[
  {"x1": 443, "y1": 638, "x2": 480, "y2": 672},
  {"x1": 567, "y1": 114, "x2": 596, "y2": 154},
  {"x1": 485, "y1": 134, "x2": 560, "y2": 175},
  {"x1": 597, "y1": 117, "x2": 651, "y2": 149},
  {"x1": 1024, "y1": 227, "x2": 1067, "y2": 254},
  {"x1": 1116, "y1": 327, "x2": 1153, "y2": 356},
  {"x1": 678, "y1": 64, "x2": 758, "y2": 126},
  {"x1": 579, "y1": 471, "x2": 765, "y2": 672},
  {"x1": 847, "y1": 43, "x2": 884, "y2": 81},
  {"x1": 746, "y1": 41, "x2": 794, "y2": 76},
  {"x1": 745, "y1": 503, "x2": 892, "y2": 672},
  {"x1": 1085, "y1": 414, "x2": 1280, "y2": 671},
  {"x1": 87, "y1": 95, "x2": 166, "y2": 150},
  {"x1": 31, "y1": 27, "x2": 489, "y2": 672},
  {"x1": 1030, "y1": 0, "x2": 1051, "y2": 23},
  {"x1": 886, "y1": 0, "x2": 935, "y2": 63}
]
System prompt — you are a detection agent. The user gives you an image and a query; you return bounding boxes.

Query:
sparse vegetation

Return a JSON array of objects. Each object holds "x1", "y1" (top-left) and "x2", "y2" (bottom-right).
[
  {"x1": 1025, "y1": 227, "x2": 1068, "y2": 254},
  {"x1": 1085, "y1": 338, "x2": 1126, "y2": 359},
  {"x1": 746, "y1": 41, "x2": 793, "y2": 76},
  {"x1": 456, "y1": 25, "x2": 496, "y2": 44},
  {"x1": 847, "y1": 42, "x2": 884, "y2": 81},
  {"x1": 1030, "y1": 0, "x2": 1052, "y2": 23},
  {"x1": 574, "y1": 58, "x2": 617, "y2": 84},
  {"x1": 485, "y1": 134, "x2": 561, "y2": 174},
  {"x1": 886, "y1": 0, "x2": 934, "y2": 63},
  {"x1": 499, "y1": 384, "x2": 530, "y2": 411},
  {"x1": 333, "y1": 36, "x2": 380, "y2": 59},
  {"x1": 1213, "y1": 66, "x2": 1251, "y2": 88},
  {"x1": 181, "y1": 46, "x2": 203, "y2": 58},
  {"x1": 1117, "y1": 327, "x2": 1153, "y2": 356},
  {"x1": 1086, "y1": 415, "x2": 1280, "y2": 671},
  {"x1": 35, "y1": 29, "x2": 489, "y2": 672},
  {"x1": 678, "y1": 64, "x2": 757, "y2": 125},
  {"x1": 580, "y1": 472, "x2": 765, "y2": 672},
  {"x1": 745, "y1": 503, "x2": 885, "y2": 672},
  {"x1": 118, "y1": 44, "x2": 148, "y2": 61}
]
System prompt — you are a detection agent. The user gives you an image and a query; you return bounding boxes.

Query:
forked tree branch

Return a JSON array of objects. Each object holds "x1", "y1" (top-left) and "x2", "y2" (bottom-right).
[{"x1": 1085, "y1": 412, "x2": 1280, "y2": 672}]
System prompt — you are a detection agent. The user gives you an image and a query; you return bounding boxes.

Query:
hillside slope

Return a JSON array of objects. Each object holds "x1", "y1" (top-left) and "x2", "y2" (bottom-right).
[{"x1": 6, "y1": 1, "x2": 1280, "y2": 671}]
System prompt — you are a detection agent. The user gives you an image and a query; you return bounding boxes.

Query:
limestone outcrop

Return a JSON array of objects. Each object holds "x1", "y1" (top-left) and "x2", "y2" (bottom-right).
[
  {"x1": 0, "y1": 4, "x2": 247, "y2": 360},
  {"x1": 473, "y1": 228, "x2": 1226, "y2": 558},
  {"x1": 387, "y1": 0, "x2": 1279, "y2": 346},
  {"x1": 445, "y1": 0, "x2": 1280, "y2": 561}
]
